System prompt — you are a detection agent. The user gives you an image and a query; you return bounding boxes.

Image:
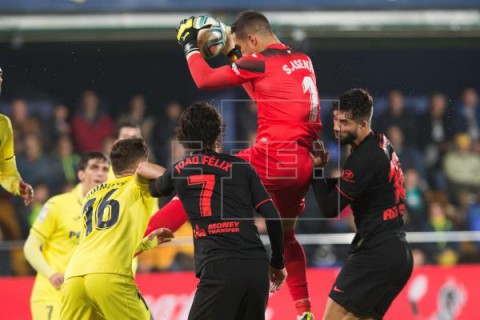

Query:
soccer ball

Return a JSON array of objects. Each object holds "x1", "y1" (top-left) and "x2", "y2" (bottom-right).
[{"x1": 194, "y1": 16, "x2": 227, "y2": 59}]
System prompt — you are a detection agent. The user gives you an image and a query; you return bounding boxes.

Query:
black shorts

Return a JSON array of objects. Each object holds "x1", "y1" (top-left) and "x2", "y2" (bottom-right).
[
  {"x1": 188, "y1": 258, "x2": 270, "y2": 320},
  {"x1": 329, "y1": 237, "x2": 413, "y2": 320}
]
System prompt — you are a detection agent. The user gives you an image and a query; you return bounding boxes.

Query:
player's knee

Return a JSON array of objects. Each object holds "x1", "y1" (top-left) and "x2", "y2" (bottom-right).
[{"x1": 323, "y1": 298, "x2": 349, "y2": 320}]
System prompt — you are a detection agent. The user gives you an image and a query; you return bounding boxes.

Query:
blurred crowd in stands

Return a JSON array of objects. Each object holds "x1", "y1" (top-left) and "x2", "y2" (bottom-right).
[{"x1": 0, "y1": 87, "x2": 479, "y2": 276}]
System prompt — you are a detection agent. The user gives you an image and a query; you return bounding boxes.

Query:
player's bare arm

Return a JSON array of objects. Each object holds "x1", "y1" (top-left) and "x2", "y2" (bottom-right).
[{"x1": 135, "y1": 161, "x2": 166, "y2": 181}]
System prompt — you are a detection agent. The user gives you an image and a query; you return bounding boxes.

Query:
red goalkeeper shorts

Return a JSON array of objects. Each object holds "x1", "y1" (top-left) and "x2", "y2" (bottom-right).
[{"x1": 236, "y1": 145, "x2": 313, "y2": 219}]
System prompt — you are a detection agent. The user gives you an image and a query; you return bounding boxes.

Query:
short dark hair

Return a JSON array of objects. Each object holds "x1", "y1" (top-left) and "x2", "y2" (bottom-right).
[
  {"x1": 231, "y1": 10, "x2": 273, "y2": 40},
  {"x1": 78, "y1": 151, "x2": 110, "y2": 172},
  {"x1": 115, "y1": 120, "x2": 140, "y2": 139},
  {"x1": 335, "y1": 88, "x2": 374, "y2": 122},
  {"x1": 176, "y1": 102, "x2": 223, "y2": 152},
  {"x1": 110, "y1": 138, "x2": 148, "y2": 175}
]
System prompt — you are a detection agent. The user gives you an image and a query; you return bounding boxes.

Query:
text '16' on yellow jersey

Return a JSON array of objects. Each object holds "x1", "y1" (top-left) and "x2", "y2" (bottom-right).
[
  {"x1": 30, "y1": 184, "x2": 84, "y2": 302},
  {"x1": 65, "y1": 175, "x2": 157, "y2": 279}
]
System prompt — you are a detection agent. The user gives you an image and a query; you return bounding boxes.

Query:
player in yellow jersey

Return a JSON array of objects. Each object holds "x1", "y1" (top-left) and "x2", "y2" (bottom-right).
[
  {"x1": 107, "y1": 121, "x2": 149, "y2": 275},
  {"x1": 0, "y1": 67, "x2": 34, "y2": 276},
  {"x1": 24, "y1": 152, "x2": 110, "y2": 320},
  {"x1": 0, "y1": 68, "x2": 34, "y2": 204},
  {"x1": 107, "y1": 121, "x2": 142, "y2": 180},
  {"x1": 61, "y1": 138, "x2": 172, "y2": 320}
]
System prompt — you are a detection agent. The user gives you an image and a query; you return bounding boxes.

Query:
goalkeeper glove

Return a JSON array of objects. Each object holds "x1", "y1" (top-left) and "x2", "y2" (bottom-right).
[
  {"x1": 176, "y1": 16, "x2": 215, "y2": 58},
  {"x1": 176, "y1": 17, "x2": 198, "y2": 57}
]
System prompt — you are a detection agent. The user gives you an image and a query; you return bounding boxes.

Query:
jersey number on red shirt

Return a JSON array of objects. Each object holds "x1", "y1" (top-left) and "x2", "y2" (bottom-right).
[
  {"x1": 302, "y1": 76, "x2": 320, "y2": 122},
  {"x1": 187, "y1": 174, "x2": 215, "y2": 217}
]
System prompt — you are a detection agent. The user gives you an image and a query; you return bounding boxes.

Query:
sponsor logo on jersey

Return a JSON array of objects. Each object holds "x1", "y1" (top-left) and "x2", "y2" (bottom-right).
[
  {"x1": 193, "y1": 225, "x2": 207, "y2": 239},
  {"x1": 68, "y1": 231, "x2": 81, "y2": 239},
  {"x1": 341, "y1": 169, "x2": 355, "y2": 183},
  {"x1": 207, "y1": 221, "x2": 240, "y2": 235},
  {"x1": 333, "y1": 285, "x2": 345, "y2": 293}
]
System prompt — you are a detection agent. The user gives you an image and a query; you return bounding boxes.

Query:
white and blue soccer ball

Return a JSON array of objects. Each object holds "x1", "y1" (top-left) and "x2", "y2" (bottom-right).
[{"x1": 194, "y1": 15, "x2": 227, "y2": 59}]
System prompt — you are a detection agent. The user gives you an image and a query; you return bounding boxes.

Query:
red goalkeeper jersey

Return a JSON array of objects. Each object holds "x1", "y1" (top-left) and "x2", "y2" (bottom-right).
[{"x1": 187, "y1": 43, "x2": 322, "y2": 151}]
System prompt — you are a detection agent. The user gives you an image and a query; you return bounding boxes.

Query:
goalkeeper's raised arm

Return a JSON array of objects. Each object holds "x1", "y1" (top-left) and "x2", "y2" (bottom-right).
[{"x1": 176, "y1": 16, "x2": 267, "y2": 90}]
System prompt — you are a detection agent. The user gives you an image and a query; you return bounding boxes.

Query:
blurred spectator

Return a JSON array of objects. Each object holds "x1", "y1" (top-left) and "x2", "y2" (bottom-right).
[
  {"x1": 376, "y1": 90, "x2": 417, "y2": 144},
  {"x1": 153, "y1": 101, "x2": 182, "y2": 165},
  {"x1": 170, "y1": 138, "x2": 186, "y2": 165},
  {"x1": 115, "y1": 121, "x2": 142, "y2": 141},
  {"x1": 15, "y1": 181, "x2": 50, "y2": 239},
  {"x1": 118, "y1": 94, "x2": 155, "y2": 144},
  {"x1": 56, "y1": 135, "x2": 80, "y2": 187},
  {"x1": 418, "y1": 93, "x2": 453, "y2": 149},
  {"x1": 453, "y1": 88, "x2": 480, "y2": 142},
  {"x1": 458, "y1": 241, "x2": 480, "y2": 264},
  {"x1": 10, "y1": 98, "x2": 43, "y2": 155},
  {"x1": 102, "y1": 136, "x2": 115, "y2": 157},
  {"x1": 47, "y1": 103, "x2": 71, "y2": 150},
  {"x1": 387, "y1": 125, "x2": 425, "y2": 179},
  {"x1": 417, "y1": 93, "x2": 452, "y2": 190},
  {"x1": 71, "y1": 90, "x2": 114, "y2": 152},
  {"x1": 436, "y1": 248, "x2": 459, "y2": 266},
  {"x1": 422, "y1": 201, "x2": 457, "y2": 264},
  {"x1": 411, "y1": 248, "x2": 427, "y2": 267},
  {"x1": 443, "y1": 134, "x2": 480, "y2": 190},
  {"x1": 452, "y1": 190, "x2": 473, "y2": 230},
  {"x1": 26, "y1": 183, "x2": 50, "y2": 226},
  {"x1": 16, "y1": 134, "x2": 64, "y2": 194},
  {"x1": 9, "y1": 98, "x2": 29, "y2": 130},
  {"x1": 466, "y1": 193, "x2": 480, "y2": 231},
  {"x1": 404, "y1": 169, "x2": 427, "y2": 231},
  {"x1": 0, "y1": 197, "x2": 30, "y2": 275}
]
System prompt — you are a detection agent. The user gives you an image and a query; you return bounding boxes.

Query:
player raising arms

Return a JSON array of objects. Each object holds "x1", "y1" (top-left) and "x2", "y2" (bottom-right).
[
  {"x1": 313, "y1": 89, "x2": 413, "y2": 320},
  {"x1": 24, "y1": 152, "x2": 110, "y2": 320},
  {"x1": 144, "y1": 103, "x2": 286, "y2": 320},
  {"x1": 60, "y1": 138, "x2": 172, "y2": 320},
  {"x1": 146, "y1": 11, "x2": 321, "y2": 319}
]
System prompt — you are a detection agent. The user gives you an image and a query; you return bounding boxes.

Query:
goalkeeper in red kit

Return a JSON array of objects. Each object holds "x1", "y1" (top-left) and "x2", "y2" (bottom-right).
[{"x1": 147, "y1": 11, "x2": 321, "y2": 319}]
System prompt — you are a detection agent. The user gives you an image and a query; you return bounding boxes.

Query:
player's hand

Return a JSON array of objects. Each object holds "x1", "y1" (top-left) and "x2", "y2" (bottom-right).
[
  {"x1": 221, "y1": 26, "x2": 235, "y2": 56},
  {"x1": 148, "y1": 227, "x2": 174, "y2": 245},
  {"x1": 176, "y1": 16, "x2": 202, "y2": 57},
  {"x1": 311, "y1": 140, "x2": 329, "y2": 167},
  {"x1": 221, "y1": 26, "x2": 242, "y2": 62},
  {"x1": 49, "y1": 272, "x2": 64, "y2": 290},
  {"x1": 19, "y1": 181, "x2": 34, "y2": 206},
  {"x1": 269, "y1": 266, "x2": 287, "y2": 293}
]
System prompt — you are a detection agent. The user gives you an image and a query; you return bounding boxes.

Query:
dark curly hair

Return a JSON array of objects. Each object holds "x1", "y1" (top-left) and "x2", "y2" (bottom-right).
[
  {"x1": 334, "y1": 88, "x2": 373, "y2": 122},
  {"x1": 176, "y1": 102, "x2": 223, "y2": 152}
]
